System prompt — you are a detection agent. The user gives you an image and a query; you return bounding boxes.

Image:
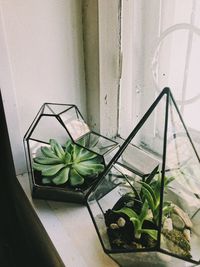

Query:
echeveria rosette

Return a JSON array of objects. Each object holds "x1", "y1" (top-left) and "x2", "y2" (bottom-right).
[{"x1": 32, "y1": 139, "x2": 105, "y2": 187}]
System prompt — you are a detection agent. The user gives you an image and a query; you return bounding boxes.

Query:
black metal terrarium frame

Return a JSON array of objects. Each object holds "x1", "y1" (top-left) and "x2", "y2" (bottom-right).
[
  {"x1": 24, "y1": 103, "x2": 119, "y2": 203},
  {"x1": 87, "y1": 87, "x2": 200, "y2": 266}
]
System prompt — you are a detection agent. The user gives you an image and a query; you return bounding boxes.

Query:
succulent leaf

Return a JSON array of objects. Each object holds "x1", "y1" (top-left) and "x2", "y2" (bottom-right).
[
  {"x1": 33, "y1": 162, "x2": 65, "y2": 176},
  {"x1": 52, "y1": 167, "x2": 70, "y2": 185},
  {"x1": 69, "y1": 168, "x2": 84, "y2": 186},
  {"x1": 33, "y1": 138, "x2": 104, "y2": 187},
  {"x1": 41, "y1": 146, "x2": 59, "y2": 159},
  {"x1": 65, "y1": 139, "x2": 73, "y2": 153},
  {"x1": 75, "y1": 149, "x2": 97, "y2": 162},
  {"x1": 50, "y1": 139, "x2": 65, "y2": 158},
  {"x1": 64, "y1": 151, "x2": 71, "y2": 164},
  {"x1": 72, "y1": 144, "x2": 82, "y2": 161},
  {"x1": 34, "y1": 156, "x2": 62, "y2": 165},
  {"x1": 73, "y1": 161, "x2": 104, "y2": 176}
]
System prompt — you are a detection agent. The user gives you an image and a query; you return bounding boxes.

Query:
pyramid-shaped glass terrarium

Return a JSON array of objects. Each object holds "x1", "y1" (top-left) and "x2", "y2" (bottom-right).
[
  {"x1": 87, "y1": 88, "x2": 200, "y2": 266},
  {"x1": 24, "y1": 103, "x2": 118, "y2": 203}
]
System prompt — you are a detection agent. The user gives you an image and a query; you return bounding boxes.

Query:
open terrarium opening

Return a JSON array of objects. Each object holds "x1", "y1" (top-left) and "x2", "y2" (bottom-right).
[{"x1": 87, "y1": 88, "x2": 200, "y2": 266}]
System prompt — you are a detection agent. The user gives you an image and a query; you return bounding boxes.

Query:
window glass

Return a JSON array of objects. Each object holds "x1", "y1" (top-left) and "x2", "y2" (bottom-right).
[{"x1": 119, "y1": 0, "x2": 200, "y2": 142}]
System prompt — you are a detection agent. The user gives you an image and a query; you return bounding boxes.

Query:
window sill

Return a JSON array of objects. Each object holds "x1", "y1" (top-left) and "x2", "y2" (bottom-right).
[{"x1": 17, "y1": 173, "x2": 117, "y2": 267}]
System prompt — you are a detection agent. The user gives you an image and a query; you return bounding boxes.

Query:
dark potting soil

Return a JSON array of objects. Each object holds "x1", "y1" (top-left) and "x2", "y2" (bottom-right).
[{"x1": 104, "y1": 209, "x2": 157, "y2": 250}]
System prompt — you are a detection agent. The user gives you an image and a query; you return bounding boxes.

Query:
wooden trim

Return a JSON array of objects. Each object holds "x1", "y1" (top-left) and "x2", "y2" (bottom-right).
[{"x1": 83, "y1": 0, "x2": 121, "y2": 138}]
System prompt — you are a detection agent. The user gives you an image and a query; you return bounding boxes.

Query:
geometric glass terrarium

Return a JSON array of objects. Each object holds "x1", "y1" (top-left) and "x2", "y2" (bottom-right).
[
  {"x1": 87, "y1": 88, "x2": 200, "y2": 266},
  {"x1": 24, "y1": 103, "x2": 118, "y2": 203}
]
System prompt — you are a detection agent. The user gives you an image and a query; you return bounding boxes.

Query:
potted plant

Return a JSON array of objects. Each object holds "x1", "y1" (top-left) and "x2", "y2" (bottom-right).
[
  {"x1": 24, "y1": 103, "x2": 119, "y2": 203},
  {"x1": 87, "y1": 88, "x2": 200, "y2": 266}
]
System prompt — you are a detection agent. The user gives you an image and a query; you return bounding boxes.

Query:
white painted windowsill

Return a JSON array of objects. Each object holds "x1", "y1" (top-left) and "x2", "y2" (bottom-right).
[{"x1": 17, "y1": 173, "x2": 117, "y2": 267}]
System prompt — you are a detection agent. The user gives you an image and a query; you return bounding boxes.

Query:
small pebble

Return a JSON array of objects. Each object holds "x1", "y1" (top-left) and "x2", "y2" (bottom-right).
[
  {"x1": 117, "y1": 217, "x2": 126, "y2": 227},
  {"x1": 163, "y1": 218, "x2": 173, "y2": 231},
  {"x1": 110, "y1": 223, "x2": 119, "y2": 229},
  {"x1": 183, "y1": 229, "x2": 191, "y2": 242},
  {"x1": 172, "y1": 204, "x2": 193, "y2": 229},
  {"x1": 171, "y1": 213, "x2": 185, "y2": 230}
]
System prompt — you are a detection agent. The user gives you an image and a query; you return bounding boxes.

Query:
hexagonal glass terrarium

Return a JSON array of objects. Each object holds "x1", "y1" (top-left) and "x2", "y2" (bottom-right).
[
  {"x1": 87, "y1": 88, "x2": 200, "y2": 266},
  {"x1": 24, "y1": 103, "x2": 119, "y2": 203}
]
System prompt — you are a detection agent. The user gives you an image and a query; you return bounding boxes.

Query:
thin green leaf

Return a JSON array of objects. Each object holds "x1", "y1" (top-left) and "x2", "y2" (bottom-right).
[
  {"x1": 52, "y1": 167, "x2": 70, "y2": 185},
  {"x1": 139, "y1": 200, "x2": 149, "y2": 222},
  {"x1": 114, "y1": 207, "x2": 138, "y2": 219},
  {"x1": 140, "y1": 181, "x2": 157, "y2": 207},
  {"x1": 130, "y1": 216, "x2": 140, "y2": 231},
  {"x1": 34, "y1": 156, "x2": 62, "y2": 165},
  {"x1": 124, "y1": 174, "x2": 141, "y2": 202},
  {"x1": 69, "y1": 168, "x2": 84, "y2": 186},
  {"x1": 140, "y1": 229, "x2": 158, "y2": 240},
  {"x1": 139, "y1": 183, "x2": 156, "y2": 213}
]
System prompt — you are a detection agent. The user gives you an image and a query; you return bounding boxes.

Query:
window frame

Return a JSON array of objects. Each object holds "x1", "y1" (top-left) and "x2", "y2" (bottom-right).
[{"x1": 83, "y1": 0, "x2": 121, "y2": 139}]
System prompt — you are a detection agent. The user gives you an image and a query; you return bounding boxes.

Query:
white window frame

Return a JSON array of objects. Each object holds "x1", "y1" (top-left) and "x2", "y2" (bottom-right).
[
  {"x1": 83, "y1": 0, "x2": 121, "y2": 139},
  {"x1": 118, "y1": 0, "x2": 200, "y2": 157},
  {"x1": 119, "y1": 0, "x2": 162, "y2": 140}
]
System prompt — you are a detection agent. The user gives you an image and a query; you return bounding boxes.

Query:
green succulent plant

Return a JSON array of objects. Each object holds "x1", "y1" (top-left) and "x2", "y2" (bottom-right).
[
  {"x1": 112, "y1": 166, "x2": 174, "y2": 242},
  {"x1": 32, "y1": 139, "x2": 105, "y2": 187},
  {"x1": 115, "y1": 200, "x2": 158, "y2": 240}
]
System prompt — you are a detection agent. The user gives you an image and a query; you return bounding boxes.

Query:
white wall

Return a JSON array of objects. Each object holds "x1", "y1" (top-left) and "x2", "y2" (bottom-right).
[{"x1": 0, "y1": 0, "x2": 86, "y2": 174}]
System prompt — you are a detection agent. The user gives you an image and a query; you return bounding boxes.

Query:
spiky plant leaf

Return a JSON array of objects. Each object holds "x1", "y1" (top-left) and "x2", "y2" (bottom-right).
[
  {"x1": 115, "y1": 207, "x2": 138, "y2": 219},
  {"x1": 140, "y1": 181, "x2": 157, "y2": 207},
  {"x1": 140, "y1": 183, "x2": 156, "y2": 214},
  {"x1": 139, "y1": 200, "x2": 149, "y2": 222}
]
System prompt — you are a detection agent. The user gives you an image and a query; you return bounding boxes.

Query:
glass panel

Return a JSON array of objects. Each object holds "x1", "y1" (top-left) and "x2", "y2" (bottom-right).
[
  {"x1": 76, "y1": 132, "x2": 118, "y2": 157},
  {"x1": 160, "y1": 96, "x2": 200, "y2": 262},
  {"x1": 43, "y1": 103, "x2": 72, "y2": 115},
  {"x1": 111, "y1": 251, "x2": 195, "y2": 267},
  {"x1": 88, "y1": 89, "x2": 200, "y2": 265},
  {"x1": 30, "y1": 115, "x2": 70, "y2": 145},
  {"x1": 59, "y1": 106, "x2": 90, "y2": 140}
]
